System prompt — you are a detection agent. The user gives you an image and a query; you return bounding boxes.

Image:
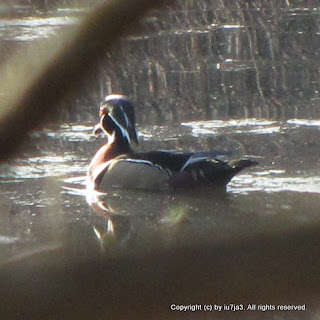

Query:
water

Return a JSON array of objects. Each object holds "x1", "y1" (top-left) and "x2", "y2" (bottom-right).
[
  {"x1": 1, "y1": 118, "x2": 320, "y2": 262},
  {"x1": 1, "y1": 118, "x2": 320, "y2": 319},
  {"x1": 1, "y1": 2, "x2": 320, "y2": 318}
]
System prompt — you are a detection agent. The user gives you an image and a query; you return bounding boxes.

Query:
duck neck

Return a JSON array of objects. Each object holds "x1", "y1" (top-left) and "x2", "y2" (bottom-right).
[
  {"x1": 87, "y1": 130, "x2": 132, "y2": 180},
  {"x1": 107, "y1": 130, "x2": 132, "y2": 156}
]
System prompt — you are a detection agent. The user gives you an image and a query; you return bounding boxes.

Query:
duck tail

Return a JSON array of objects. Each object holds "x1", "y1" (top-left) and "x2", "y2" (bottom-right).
[{"x1": 229, "y1": 159, "x2": 258, "y2": 173}]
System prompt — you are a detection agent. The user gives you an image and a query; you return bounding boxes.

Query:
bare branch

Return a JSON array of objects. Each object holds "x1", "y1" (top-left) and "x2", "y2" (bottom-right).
[{"x1": 0, "y1": 0, "x2": 165, "y2": 161}]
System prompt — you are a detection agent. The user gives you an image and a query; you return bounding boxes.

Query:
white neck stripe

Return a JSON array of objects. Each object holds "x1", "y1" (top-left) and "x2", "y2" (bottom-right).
[{"x1": 108, "y1": 114, "x2": 131, "y2": 144}]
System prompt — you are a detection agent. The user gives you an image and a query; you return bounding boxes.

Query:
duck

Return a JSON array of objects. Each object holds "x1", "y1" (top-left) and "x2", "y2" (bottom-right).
[{"x1": 87, "y1": 94, "x2": 258, "y2": 192}]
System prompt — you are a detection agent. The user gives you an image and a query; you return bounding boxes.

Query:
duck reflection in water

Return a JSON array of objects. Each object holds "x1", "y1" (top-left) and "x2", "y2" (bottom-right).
[
  {"x1": 87, "y1": 191, "x2": 139, "y2": 251},
  {"x1": 86, "y1": 188, "x2": 234, "y2": 251},
  {"x1": 87, "y1": 94, "x2": 258, "y2": 193}
]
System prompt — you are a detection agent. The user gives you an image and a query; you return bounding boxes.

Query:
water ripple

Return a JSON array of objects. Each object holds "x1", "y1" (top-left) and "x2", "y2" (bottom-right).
[{"x1": 230, "y1": 173, "x2": 320, "y2": 194}]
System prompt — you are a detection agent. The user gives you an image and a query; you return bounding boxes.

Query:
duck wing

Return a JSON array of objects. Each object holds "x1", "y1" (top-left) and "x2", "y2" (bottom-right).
[
  {"x1": 131, "y1": 150, "x2": 229, "y2": 172},
  {"x1": 175, "y1": 158, "x2": 258, "y2": 189},
  {"x1": 131, "y1": 151, "x2": 257, "y2": 190}
]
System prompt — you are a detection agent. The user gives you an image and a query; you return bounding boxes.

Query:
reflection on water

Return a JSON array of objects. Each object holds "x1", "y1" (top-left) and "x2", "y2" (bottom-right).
[
  {"x1": 182, "y1": 118, "x2": 279, "y2": 135},
  {"x1": 86, "y1": 190, "x2": 320, "y2": 258},
  {"x1": 0, "y1": 118, "x2": 320, "y2": 262},
  {"x1": 0, "y1": 15, "x2": 78, "y2": 41}
]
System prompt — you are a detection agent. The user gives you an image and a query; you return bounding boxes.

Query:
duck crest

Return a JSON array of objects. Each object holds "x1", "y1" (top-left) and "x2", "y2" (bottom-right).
[{"x1": 87, "y1": 94, "x2": 258, "y2": 192}]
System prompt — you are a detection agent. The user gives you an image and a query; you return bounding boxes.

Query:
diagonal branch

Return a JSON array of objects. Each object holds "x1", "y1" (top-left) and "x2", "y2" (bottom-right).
[{"x1": 0, "y1": 0, "x2": 166, "y2": 161}]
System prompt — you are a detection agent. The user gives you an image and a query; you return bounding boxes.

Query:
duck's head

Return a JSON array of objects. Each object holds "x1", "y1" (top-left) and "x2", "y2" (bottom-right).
[{"x1": 98, "y1": 94, "x2": 138, "y2": 145}]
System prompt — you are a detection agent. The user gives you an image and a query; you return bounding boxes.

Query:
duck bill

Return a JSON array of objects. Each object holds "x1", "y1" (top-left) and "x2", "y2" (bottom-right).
[{"x1": 93, "y1": 124, "x2": 103, "y2": 135}]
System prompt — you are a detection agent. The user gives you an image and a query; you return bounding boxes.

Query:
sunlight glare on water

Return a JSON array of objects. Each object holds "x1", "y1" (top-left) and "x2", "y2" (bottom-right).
[
  {"x1": 230, "y1": 172, "x2": 320, "y2": 194},
  {"x1": 0, "y1": 154, "x2": 87, "y2": 180},
  {"x1": 0, "y1": 16, "x2": 79, "y2": 41},
  {"x1": 287, "y1": 118, "x2": 320, "y2": 127},
  {"x1": 181, "y1": 118, "x2": 280, "y2": 136},
  {"x1": 43, "y1": 124, "x2": 94, "y2": 142}
]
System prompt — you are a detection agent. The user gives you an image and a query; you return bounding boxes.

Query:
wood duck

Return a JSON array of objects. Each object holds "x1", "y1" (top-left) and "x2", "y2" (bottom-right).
[{"x1": 87, "y1": 94, "x2": 258, "y2": 192}]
